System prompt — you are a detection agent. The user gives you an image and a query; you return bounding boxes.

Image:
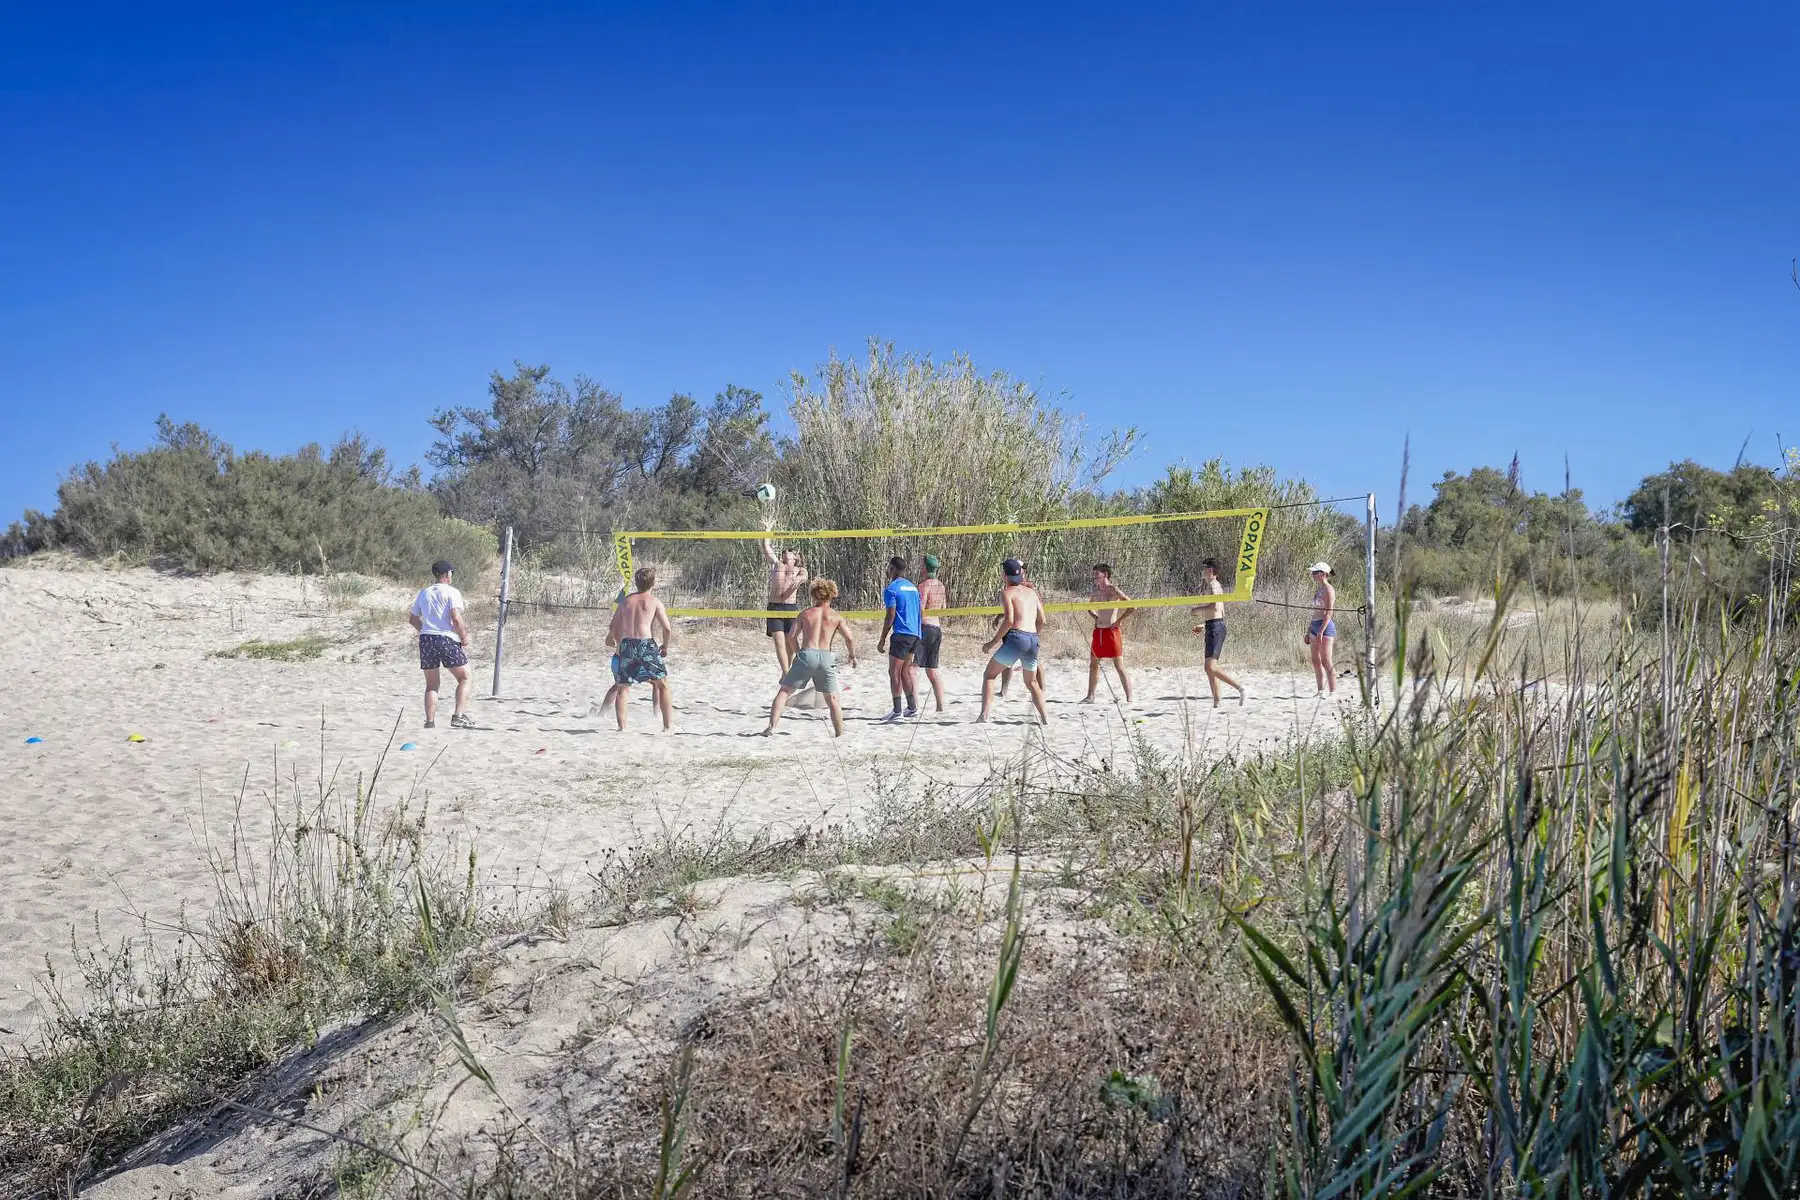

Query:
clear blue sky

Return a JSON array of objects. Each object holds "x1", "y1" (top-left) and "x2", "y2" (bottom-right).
[{"x1": 3, "y1": 2, "x2": 1796, "y2": 523}]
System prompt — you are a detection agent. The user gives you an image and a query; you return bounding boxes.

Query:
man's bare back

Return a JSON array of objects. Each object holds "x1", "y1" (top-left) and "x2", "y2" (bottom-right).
[
  {"x1": 611, "y1": 590, "x2": 669, "y2": 641},
  {"x1": 792, "y1": 603, "x2": 849, "y2": 652},
  {"x1": 1002, "y1": 583, "x2": 1044, "y2": 633}
]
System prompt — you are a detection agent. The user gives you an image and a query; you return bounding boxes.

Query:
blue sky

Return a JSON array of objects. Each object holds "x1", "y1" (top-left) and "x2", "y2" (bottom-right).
[{"x1": 3, "y1": 2, "x2": 1796, "y2": 523}]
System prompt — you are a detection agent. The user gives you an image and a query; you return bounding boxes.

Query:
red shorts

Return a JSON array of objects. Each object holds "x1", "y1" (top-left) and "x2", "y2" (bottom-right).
[{"x1": 1091, "y1": 626, "x2": 1123, "y2": 659}]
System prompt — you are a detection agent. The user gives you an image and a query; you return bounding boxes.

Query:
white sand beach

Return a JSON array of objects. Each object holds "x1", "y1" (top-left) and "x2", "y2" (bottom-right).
[{"x1": 0, "y1": 563, "x2": 1362, "y2": 1045}]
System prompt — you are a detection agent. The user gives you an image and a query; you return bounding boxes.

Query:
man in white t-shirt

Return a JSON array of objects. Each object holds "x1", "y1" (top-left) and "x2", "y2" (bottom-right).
[{"x1": 409, "y1": 559, "x2": 473, "y2": 729}]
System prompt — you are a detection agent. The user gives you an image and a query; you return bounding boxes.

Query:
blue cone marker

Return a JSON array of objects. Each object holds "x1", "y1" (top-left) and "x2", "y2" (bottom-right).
[{"x1": 25, "y1": 736, "x2": 43, "y2": 744}]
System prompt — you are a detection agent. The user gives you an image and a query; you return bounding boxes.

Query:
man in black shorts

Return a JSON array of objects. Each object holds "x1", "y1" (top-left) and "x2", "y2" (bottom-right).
[
  {"x1": 761, "y1": 536, "x2": 808, "y2": 674},
  {"x1": 916, "y1": 553, "x2": 947, "y2": 712},
  {"x1": 1192, "y1": 557, "x2": 1244, "y2": 707},
  {"x1": 876, "y1": 555, "x2": 923, "y2": 722}
]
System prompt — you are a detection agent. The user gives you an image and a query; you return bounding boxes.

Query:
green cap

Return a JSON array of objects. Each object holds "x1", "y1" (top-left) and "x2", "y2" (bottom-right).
[{"x1": 923, "y1": 553, "x2": 941, "y2": 574}]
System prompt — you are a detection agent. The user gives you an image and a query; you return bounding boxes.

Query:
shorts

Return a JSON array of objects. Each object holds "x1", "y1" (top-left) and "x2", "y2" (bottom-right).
[
  {"x1": 780, "y1": 648, "x2": 840, "y2": 694},
  {"x1": 615, "y1": 637, "x2": 667, "y2": 684},
  {"x1": 765, "y1": 601, "x2": 799, "y2": 637},
  {"x1": 917, "y1": 625, "x2": 943, "y2": 669},
  {"x1": 1203, "y1": 618, "x2": 1226, "y2": 660},
  {"x1": 609, "y1": 654, "x2": 624, "y2": 685},
  {"x1": 992, "y1": 629, "x2": 1039, "y2": 671},
  {"x1": 419, "y1": 634, "x2": 467, "y2": 671},
  {"x1": 1091, "y1": 625, "x2": 1123, "y2": 659},
  {"x1": 889, "y1": 632, "x2": 920, "y2": 662},
  {"x1": 1308, "y1": 619, "x2": 1337, "y2": 639}
]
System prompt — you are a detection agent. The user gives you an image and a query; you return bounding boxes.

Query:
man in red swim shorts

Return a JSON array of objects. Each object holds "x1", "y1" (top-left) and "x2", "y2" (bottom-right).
[{"x1": 1081, "y1": 563, "x2": 1133, "y2": 704}]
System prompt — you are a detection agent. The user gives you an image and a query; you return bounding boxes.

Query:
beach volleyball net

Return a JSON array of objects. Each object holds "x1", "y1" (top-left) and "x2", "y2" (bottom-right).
[{"x1": 602, "y1": 507, "x2": 1270, "y2": 620}]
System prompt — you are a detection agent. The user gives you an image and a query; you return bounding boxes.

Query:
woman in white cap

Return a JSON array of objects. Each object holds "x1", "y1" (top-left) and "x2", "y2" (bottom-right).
[{"x1": 1304, "y1": 562, "x2": 1336, "y2": 698}]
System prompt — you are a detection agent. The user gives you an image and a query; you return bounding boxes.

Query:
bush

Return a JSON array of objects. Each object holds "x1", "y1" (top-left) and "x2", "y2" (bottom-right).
[
  {"x1": 5, "y1": 418, "x2": 495, "y2": 583},
  {"x1": 776, "y1": 340, "x2": 1138, "y2": 601}
]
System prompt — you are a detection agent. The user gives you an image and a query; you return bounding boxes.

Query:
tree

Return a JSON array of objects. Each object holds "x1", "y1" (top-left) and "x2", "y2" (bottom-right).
[
  {"x1": 427, "y1": 364, "x2": 776, "y2": 561},
  {"x1": 1621, "y1": 460, "x2": 1778, "y2": 540}
]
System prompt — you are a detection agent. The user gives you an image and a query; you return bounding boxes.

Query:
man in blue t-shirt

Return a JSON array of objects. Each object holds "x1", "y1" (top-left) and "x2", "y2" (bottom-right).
[{"x1": 877, "y1": 555, "x2": 923, "y2": 721}]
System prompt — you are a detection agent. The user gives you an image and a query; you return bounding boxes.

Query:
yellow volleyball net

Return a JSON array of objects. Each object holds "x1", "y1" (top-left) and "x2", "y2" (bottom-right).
[{"x1": 609, "y1": 507, "x2": 1269, "y2": 620}]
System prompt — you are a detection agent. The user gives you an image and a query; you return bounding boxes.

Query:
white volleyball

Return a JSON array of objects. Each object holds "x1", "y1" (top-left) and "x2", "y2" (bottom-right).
[{"x1": 755, "y1": 482, "x2": 777, "y2": 503}]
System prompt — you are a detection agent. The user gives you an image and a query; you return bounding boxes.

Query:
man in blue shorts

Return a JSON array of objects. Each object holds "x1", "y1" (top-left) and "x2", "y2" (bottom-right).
[
  {"x1": 876, "y1": 555, "x2": 923, "y2": 722},
  {"x1": 977, "y1": 558, "x2": 1047, "y2": 725}
]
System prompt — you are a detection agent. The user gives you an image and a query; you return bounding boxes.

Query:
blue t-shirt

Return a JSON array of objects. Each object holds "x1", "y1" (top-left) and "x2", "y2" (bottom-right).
[{"x1": 883, "y1": 578, "x2": 923, "y2": 638}]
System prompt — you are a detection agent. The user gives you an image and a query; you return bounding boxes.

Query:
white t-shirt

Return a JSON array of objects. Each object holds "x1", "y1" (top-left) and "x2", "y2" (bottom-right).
[{"x1": 411, "y1": 582, "x2": 466, "y2": 641}]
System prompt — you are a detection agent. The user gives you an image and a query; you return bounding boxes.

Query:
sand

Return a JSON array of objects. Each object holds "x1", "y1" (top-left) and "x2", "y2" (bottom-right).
[{"x1": 0, "y1": 563, "x2": 1360, "y2": 1045}]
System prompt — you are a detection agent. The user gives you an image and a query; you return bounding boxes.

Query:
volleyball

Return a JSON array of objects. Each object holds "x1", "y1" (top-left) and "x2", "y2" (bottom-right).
[{"x1": 755, "y1": 482, "x2": 777, "y2": 503}]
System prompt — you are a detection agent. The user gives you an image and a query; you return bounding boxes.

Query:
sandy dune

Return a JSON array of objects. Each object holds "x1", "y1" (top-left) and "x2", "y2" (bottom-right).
[{"x1": 0, "y1": 564, "x2": 1360, "y2": 1044}]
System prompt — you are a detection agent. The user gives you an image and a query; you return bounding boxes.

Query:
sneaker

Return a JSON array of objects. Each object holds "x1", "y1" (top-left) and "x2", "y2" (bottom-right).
[
  {"x1": 902, "y1": 707, "x2": 918, "y2": 719},
  {"x1": 879, "y1": 711, "x2": 903, "y2": 724},
  {"x1": 450, "y1": 713, "x2": 476, "y2": 730}
]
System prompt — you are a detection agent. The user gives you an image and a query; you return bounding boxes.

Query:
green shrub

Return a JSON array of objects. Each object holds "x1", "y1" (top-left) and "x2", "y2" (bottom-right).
[
  {"x1": 209, "y1": 635, "x2": 332, "y2": 662},
  {"x1": 7, "y1": 417, "x2": 495, "y2": 583}
]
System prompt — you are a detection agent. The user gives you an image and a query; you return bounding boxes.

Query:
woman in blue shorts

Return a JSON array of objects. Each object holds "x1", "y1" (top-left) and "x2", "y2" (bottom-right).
[{"x1": 1305, "y1": 562, "x2": 1336, "y2": 698}]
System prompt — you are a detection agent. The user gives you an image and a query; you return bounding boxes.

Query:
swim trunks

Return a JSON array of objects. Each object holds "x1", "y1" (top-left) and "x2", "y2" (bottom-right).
[
  {"x1": 780, "y1": 647, "x2": 840, "y2": 694},
  {"x1": 765, "y1": 602, "x2": 799, "y2": 637},
  {"x1": 1203, "y1": 618, "x2": 1226, "y2": 660},
  {"x1": 917, "y1": 625, "x2": 943, "y2": 669},
  {"x1": 1091, "y1": 626, "x2": 1123, "y2": 659},
  {"x1": 609, "y1": 653, "x2": 624, "y2": 684},
  {"x1": 1308, "y1": 619, "x2": 1337, "y2": 639},
  {"x1": 615, "y1": 637, "x2": 667, "y2": 683},
  {"x1": 888, "y1": 632, "x2": 920, "y2": 662},
  {"x1": 992, "y1": 629, "x2": 1039, "y2": 671},
  {"x1": 419, "y1": 634, "x2": 467, "y2": 671}
]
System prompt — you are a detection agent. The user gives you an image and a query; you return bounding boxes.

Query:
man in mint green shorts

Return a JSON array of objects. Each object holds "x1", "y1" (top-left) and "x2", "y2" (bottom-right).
[{"x1": 762, "y1": 578, "x2": 859, "y2": 737}]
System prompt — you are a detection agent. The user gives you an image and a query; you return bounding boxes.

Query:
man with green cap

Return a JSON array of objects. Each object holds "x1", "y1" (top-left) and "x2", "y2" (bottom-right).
[{"x1": 916, "y1": 553, "x2": 947, "y2": 713}]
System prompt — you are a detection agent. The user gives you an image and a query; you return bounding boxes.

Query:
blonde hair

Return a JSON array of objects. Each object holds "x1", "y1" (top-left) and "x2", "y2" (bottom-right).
[
  {"x1": 810, "y1": 578, "x2": 839, "y2": 606},
  {"x1": 634, "y1": 567, "x2": 656, "y2": 591}
]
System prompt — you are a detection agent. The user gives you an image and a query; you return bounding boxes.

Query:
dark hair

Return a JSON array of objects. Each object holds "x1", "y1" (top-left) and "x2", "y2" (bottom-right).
[
  {"x1": 431, "y1": 559, "x2": 454, "y2": 578},
  {"x1": 889, "y1": 555, "x2": 907, "y2": 572},
  {"x1": 1092, "y1": 563, "x2": 1111, "y2": 576},
  {"x1": 1201, "y1": 557, "x2": 1219, "y2": 571}
]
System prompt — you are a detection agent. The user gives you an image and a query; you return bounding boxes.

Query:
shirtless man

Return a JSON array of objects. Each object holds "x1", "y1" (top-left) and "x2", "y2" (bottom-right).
[
  {"x1": 1081, "y1": 563, "x2": 1133, "y2": 704},
  {"x1": 996, "y1": 563, "x2": 1049, "y2": 697},
  {"x1": 978, "y1": 558, "x2": 1048, "y2": 725},
  {"x1": 916, "y1": 554, "x2": 948, "y2": 713},
  {"x1": 762, "y1": 578, "x2": 859, "y2": 737},
  {"x1": 761, "y1": 537, "x2": 809, "y2": 673},
  {"x1": 606, "y1": 567, "x2": 674, "y2": 731},
  {"x1": 1192, "y1": 557, "x2": 1244, "y2": 707}
]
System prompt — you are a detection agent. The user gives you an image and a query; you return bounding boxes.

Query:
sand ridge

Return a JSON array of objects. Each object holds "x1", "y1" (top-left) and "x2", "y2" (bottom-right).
[{"x1": 0, "y1": 564, "x2": 1359, "y2": 1044}]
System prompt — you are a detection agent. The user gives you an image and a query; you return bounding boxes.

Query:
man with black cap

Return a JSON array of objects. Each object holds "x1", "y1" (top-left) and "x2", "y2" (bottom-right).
[
  {"x1": 409, "y1": 559, "x2": 473, "y2": 729},
  {"x1": 978, "y1": 557, "x2": 1047, "y2": 724}
]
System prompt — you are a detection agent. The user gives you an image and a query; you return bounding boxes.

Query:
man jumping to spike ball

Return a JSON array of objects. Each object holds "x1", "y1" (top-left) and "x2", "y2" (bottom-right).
[
  {"x1": 877, "y1": 555, "x2": 923, "y2": 721},
  {"x1": 410, "y1": 559, "x2": 473, "y2": 729},
  {"x1": 761, "y1": 536, "x2": 808, "y2": 675},
  {"x1": 1082, "y1": 562, "x2": 1134, "y2": 704},
  {"x1": 607, "y1": 567, "x2": 675, "y2": 732}
]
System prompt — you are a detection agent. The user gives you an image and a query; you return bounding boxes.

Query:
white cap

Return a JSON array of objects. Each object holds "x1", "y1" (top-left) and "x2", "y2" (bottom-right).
[{"x1": 1309, "y1": 562, "x2": 1332, "y2": 575}]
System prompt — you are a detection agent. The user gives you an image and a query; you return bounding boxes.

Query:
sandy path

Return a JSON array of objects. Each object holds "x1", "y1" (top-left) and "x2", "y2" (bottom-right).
[{"x1": 0, "y1": 565, "x2": 1358, "y2": 1043}]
